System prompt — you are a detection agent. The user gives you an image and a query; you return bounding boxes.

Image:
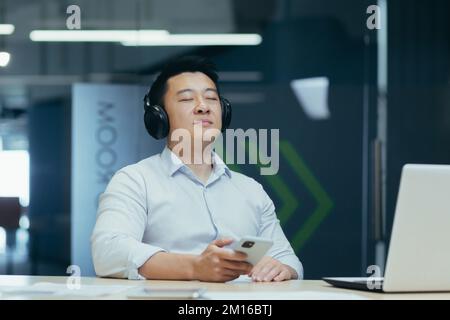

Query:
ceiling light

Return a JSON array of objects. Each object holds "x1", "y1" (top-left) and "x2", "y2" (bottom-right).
[
  {"x1": 29, "y1": 29, "x2": 169, "y2": 42},
  {"x1": 121, "y1": 33, "x2": 262, "y2": 46}
]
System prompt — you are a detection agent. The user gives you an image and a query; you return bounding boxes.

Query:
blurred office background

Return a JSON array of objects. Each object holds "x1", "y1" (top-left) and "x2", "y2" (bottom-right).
[{"x1": 0, "y1": 0, "x2": 449, "y2": 279}]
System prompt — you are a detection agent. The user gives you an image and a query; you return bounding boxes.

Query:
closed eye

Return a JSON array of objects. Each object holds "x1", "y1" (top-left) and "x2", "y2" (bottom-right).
[{"x1": 179, "y1": 98, "x2": 193, "y2": 102}]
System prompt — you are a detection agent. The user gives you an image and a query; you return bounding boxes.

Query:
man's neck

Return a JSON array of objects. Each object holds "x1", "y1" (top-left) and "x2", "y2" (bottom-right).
[{"x1": 167, "y1": 142, "x2": 214, "y2": 184}]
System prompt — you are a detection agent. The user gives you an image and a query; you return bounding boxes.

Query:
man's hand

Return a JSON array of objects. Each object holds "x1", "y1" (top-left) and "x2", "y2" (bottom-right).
[
  {"x1": 193, "y1": 238, "x2": 253, "y2": 282},
  {"x1": 249, "y1": 256, "x2": 297, "y2": 282}
]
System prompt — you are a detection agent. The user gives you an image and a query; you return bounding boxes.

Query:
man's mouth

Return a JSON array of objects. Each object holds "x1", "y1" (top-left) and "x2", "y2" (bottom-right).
[{"x1": 193, "y1": 119, "x2": 213, "y2": 126}]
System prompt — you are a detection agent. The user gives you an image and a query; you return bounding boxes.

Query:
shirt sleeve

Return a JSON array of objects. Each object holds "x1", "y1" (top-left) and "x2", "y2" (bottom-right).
[
  {"x1": 91, "y1": 167, "x2": 166, "y2": 280},
  {"x1": 256, "y1": 182, "x2": 304, "y2": 279}
]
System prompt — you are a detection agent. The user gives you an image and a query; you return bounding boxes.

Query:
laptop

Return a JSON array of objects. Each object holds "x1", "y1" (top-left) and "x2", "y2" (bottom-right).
[{"x1": 323, "y1": 164, "x2": 450, "y2": 293}]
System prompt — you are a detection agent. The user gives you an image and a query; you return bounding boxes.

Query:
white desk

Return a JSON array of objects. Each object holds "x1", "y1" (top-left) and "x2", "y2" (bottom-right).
[{"x1": 0, "y1": 276, "x2": 449, "y2": 300}]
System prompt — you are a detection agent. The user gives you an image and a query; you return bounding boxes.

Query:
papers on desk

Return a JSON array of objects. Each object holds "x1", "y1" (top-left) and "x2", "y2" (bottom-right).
[
  {"x1": 203, "y1": 291, "x2": 368, "y2": 300},
  {"x1": 126, "y1": 287, "x2": 207, "y2": 299},
  {"x1": 0, "y1": 282, "x2": 135, "y2": 297},
  {"x1": 0, "y1": 281, "x2": 367, "y2": 300}
]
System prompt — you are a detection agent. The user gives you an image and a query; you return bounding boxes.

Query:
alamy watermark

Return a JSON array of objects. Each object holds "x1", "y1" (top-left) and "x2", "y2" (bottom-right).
[
  {"x1": 66, "y1": 264, "x2": 81, "y2": 290},
  {"x1": 168, "y1": 124, "x2": 279, "y2": 175},
  {"x1": 366, "y1": 264, "x2": 383, "y2": 290},
  {"x1": 366, "y1": 5, "x2": 381, "y2": 30},
  {"x1": 66, "y1": 5, "x2": 81, "y2": 30}
]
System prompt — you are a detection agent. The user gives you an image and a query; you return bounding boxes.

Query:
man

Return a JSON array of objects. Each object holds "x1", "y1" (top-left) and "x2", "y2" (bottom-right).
[{"x1": 91, "y1": 56, "x2": 303, "y2": 282}]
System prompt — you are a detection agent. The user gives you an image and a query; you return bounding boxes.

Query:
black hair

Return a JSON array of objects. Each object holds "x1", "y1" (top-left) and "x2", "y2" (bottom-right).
[{"x1": 148, "y1": 55, "x2": 220, "y2": 108}]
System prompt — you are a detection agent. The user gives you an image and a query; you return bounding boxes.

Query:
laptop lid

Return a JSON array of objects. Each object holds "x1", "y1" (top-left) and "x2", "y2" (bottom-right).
[{"x1": 383, "y1": 164, "x2": 450, "y2": 292}]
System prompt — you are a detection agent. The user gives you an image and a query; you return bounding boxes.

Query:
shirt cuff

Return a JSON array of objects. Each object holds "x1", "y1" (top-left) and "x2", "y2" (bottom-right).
[
  {"x1": 127, "y1": 242, "x2": 166, "y2": 280},
  {"x1": 275, "y1": 255, "x2": 304, "y2": 280}
]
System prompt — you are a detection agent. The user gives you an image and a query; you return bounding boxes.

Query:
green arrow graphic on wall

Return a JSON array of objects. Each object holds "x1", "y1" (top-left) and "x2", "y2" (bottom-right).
[
  {"x1": 279, "y1": 141, "x2": 333, "y2": 251},
  {"x1": 226, "y1": 139, "x2": 333, "y2": 252}
]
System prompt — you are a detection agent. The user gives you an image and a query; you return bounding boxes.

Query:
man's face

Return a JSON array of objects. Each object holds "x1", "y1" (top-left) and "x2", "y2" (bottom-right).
[{"x1": 163, "y1": 72, "x2": 222, "y2": 143}]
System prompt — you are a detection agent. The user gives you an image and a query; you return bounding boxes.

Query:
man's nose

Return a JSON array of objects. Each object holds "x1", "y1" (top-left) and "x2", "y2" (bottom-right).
[{"x1": 194, "y1": 98, "x2": 210, "y2": 114}]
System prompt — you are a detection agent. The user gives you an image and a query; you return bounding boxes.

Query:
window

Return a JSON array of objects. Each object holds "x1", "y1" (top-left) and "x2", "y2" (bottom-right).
[{"x1": 0, "y1": 150, "x2": 29, "y2": 207}]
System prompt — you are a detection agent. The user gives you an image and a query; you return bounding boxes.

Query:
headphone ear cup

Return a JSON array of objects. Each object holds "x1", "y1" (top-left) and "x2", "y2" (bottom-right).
[
  {"x1": 220, "y1": 97, "x2": 232, "y2": 132},
  {"x1": 144, "y1": 105, "x2": 170, "y2": 139}
]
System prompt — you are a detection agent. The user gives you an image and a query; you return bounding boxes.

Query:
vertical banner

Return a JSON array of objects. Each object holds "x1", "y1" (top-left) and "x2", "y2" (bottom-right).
[{"x1": 71, "y1": 83, "x2": 163, "y2": 276}]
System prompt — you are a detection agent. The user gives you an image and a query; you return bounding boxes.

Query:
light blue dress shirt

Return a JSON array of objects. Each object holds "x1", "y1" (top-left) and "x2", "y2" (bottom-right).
[{"x1": 91, "y1": 146, "x2": 303, "y2": 280}]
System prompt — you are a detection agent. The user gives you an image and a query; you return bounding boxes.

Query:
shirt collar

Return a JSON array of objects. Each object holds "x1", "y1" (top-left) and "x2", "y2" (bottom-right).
[{"x1": 160, "y1": 146, "x2": 231, "y2": 178}]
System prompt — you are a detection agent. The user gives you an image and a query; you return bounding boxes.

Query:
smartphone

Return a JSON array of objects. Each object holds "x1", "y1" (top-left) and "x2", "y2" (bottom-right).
[{"x1": 230, "y1": 236, "x2": 273, "y2": 266}]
